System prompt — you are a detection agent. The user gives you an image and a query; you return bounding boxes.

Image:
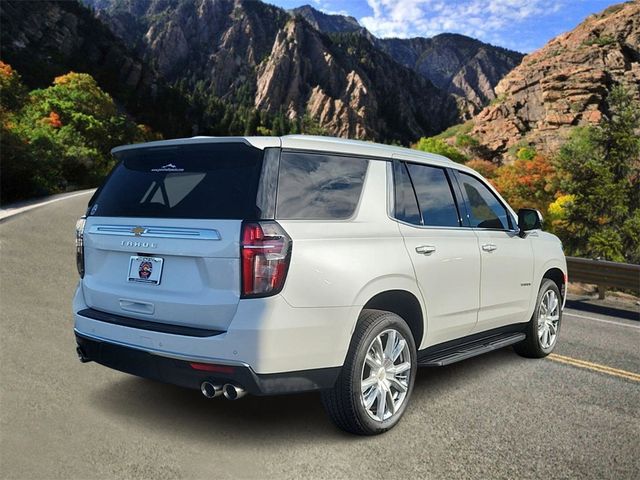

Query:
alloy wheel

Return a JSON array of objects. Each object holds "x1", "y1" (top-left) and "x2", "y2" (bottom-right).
[
  {"x1": 538, "y1": 289, "x2": 560, "y2": 349},
  {"x1": 360, "y1": 329, "x2": 412, "y2": 422}
]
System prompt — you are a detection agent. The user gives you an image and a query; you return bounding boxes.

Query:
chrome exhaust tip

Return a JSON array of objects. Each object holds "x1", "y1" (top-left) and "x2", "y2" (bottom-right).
[
  {"x1": 200, "y1": 381, "x2": 223, "y2": 399},
  {"x1": 223, "y1": 384, "x2": 247, "y2": 400}
]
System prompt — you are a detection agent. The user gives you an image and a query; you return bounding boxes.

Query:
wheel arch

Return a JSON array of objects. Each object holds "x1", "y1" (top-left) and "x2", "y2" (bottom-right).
[
  {"x1": 361, "y1": 290, "x2": 425, "y2": 349},
  {"x1": 543, "y1": 267, "x2": 566, "y2": 301}
]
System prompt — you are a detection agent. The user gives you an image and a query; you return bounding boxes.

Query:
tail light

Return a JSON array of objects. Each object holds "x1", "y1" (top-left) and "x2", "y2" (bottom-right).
[
  {"x1": 76, "y1": 216, "x2": 86, "y2": 278},
  {"x1": 241, "y1": 221, "x2": 292, "y2": 298}
]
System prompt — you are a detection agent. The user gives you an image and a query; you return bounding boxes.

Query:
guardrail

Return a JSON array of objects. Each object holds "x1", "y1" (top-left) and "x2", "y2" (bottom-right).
[{"x1": 567, "y1": 256, "x2": 640, "y2": 298}]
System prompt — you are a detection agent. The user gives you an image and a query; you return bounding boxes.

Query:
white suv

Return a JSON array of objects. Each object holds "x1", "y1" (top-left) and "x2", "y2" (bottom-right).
[{"x1": 73, "y1": 135, "x2": 566, "y2": 435}]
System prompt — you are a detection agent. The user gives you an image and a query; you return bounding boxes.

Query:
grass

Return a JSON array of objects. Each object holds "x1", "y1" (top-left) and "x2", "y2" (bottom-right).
[
  {"x1": 432, "y1": 120, "x2": 474, "y2": 140},
  {"x1": 583, "y1": 36, "x2": 616, "y2": 47}
]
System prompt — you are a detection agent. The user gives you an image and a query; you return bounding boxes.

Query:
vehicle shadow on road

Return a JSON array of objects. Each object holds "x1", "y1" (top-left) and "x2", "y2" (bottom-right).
[{"x1": 89, "y1": 348, "x2": 522, "y2": 444}]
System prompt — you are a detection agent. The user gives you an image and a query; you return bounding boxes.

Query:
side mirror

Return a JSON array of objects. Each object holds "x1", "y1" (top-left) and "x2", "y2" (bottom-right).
[{"x1": 517, "y1": 208, "x2": 542, "y2": 237}]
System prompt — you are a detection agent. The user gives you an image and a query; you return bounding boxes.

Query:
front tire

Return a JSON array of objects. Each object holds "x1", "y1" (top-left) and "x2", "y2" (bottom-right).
[
  {"x1": 321, "y1": 309, "x2": 417, "y2": 435},
  {"x1": 515, "y1": 279, "x2": 562, "y2": 358}
]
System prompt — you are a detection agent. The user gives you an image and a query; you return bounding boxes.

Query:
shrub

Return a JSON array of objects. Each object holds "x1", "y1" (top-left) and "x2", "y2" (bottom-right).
[{"x1": 413, "y1": 137, "x2": 468, "y2": 163}]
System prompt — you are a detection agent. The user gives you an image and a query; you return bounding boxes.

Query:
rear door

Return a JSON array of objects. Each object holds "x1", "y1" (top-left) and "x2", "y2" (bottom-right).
[
  {"x1": 454, "y1": 171, "x2": 534, "y2": 331},
  {"x1": 82, "y1": 141, "x2": 278, "y2": 331},
  {"x1": 393, "y1": 160, "x2": 481, "y2": 346}
]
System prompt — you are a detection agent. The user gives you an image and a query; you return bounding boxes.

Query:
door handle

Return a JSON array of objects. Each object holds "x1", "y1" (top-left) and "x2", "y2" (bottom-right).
[
  {"x1": 482, "y1": 243, "x2": 497, "y2": 252},
  {"x1": 415, "y1": 245, "x2": 436, "y2": 255}
]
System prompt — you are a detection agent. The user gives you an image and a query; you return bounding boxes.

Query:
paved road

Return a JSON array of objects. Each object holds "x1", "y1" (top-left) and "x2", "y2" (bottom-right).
[{"x1": 1, "y1": 194, "x2": 638, "y2": 480}]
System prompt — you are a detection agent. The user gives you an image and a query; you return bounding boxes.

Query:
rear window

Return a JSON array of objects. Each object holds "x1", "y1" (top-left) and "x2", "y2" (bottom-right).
[
  {"x1": 90, "y1": 143, "x2": 267, "y2": 219},
  {"x1": 276, "y1": 152, "x2": 369, "y2": 220}
]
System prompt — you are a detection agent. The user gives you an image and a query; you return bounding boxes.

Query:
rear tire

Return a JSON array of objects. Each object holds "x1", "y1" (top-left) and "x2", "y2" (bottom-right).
[
  {"x1": 321, "y1": 309, "x2": 417, "y2": 435},
  {"x1": 514, "y1": 279, "x2": 562, "y2": 358}
]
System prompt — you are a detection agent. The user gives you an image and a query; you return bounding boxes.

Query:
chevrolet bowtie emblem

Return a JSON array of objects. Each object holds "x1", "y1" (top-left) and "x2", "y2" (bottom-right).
[{"x1": 131, "y1": 226, "x2": 146, "y2": 236}]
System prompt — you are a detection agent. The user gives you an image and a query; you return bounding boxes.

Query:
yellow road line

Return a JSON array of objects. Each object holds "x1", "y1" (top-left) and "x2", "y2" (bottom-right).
[{"x1": 548, "y1": 353, "x2": 640, "y2": 382}]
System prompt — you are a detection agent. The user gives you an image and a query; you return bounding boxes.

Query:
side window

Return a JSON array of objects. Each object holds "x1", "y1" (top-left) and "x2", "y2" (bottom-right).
[
  {"x1": 406, "y1": 163, "x2": 460, "y2": 227},
  {"x1": 393, "y1": 161, "x2": 421, "y2": 225},
  {"x1": 459, "y1": 173, "x2": 510, "y2": 229},
  {"x1": 276, "y1": 152, "x2": 369, "y2": 220}
]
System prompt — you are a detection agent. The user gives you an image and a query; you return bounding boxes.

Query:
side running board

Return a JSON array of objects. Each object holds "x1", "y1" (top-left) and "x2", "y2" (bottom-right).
[{"x1": 418, "y1": 332, "x2": 526, "y2": 367}]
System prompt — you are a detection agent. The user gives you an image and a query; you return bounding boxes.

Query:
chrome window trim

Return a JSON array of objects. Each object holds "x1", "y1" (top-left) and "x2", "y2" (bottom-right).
[{"x1": 387, "y1": 162, "x2": 521, "y2": 234}]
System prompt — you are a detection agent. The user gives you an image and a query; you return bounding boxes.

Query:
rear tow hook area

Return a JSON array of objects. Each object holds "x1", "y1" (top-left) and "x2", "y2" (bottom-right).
[{"x1": 76, "y1": 346, "x2": 91, "y2": 363}]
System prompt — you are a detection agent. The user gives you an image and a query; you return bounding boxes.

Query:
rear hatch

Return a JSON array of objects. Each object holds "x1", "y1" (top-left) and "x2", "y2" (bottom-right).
[{"x1": 82, "y1": 140, "x2": 278, "y2": 331}]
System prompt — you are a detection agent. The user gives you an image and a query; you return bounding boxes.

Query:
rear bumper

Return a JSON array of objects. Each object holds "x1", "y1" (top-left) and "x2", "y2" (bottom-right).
[
  {"x1": 75, "y1": 332, "x2": 340, "y2": 395},
  {"x1": 72, "y1": 283, "x2": 356, "y2": 394}
]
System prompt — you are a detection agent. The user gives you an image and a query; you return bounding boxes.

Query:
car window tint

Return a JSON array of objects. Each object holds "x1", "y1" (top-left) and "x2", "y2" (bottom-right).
[
  {"x1": 276, "y1": 152, "x2": 368, "y2": 220},
  {"x1": 405, "y1": 163, "x2": 460, "y2": 227},
  {"x1": 459, "y1": 173, "x2": 510, "y2": 229},
  {"x1": 393, "y1": 161, "x2": 421, "y2": 225},
  {"x1": 91, "y1": 143, "x2": 265, "y2": 219}
]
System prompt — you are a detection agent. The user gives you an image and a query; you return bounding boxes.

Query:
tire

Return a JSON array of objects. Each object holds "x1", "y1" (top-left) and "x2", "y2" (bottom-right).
[
  {"x1": 321, "y1": 309, "x2": 417, "y2": 435},
  {"x1": 514, "y1": 279, "x2": 562, "y2": 358}
]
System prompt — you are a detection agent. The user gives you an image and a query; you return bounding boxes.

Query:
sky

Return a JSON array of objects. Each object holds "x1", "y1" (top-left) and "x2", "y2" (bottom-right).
[{"x1": 268, "y1": 0, "x2": 621, "y2": 52}]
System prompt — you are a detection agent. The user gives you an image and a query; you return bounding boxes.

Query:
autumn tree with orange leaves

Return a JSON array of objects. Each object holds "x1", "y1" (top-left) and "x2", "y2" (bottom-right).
[
  {"x1": 1, "y1": 63, "x2": 155, "y2": 202},
  {"x1": 492, "y1": 152, "x2": 558, "y2": 215}
]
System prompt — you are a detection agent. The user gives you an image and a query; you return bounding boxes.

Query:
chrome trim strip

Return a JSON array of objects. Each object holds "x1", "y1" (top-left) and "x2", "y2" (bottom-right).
[
  {"x1": 88, "y1": 224, "x2": 221, "y2": 240},
  {"x1": 73, "y1": 328, "x2": 250, "y2": 367}
]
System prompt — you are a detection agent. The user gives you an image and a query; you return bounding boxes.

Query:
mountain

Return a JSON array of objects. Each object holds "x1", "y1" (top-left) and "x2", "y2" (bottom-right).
[
  {"x1": 377, "y1": 35, "x2": 524, "y2": 116},
  {"x1": 0, "y1": 0, "x2": 192, "y2": 138},
  {"x1": 291, "y1": 5, "x2": 523, "y2": 116},
  {"x1": 467, "y1": 1, "x2": 640, "y2": 161},
  {"x1": 255, "y1": 19, "x2": 457, "y2": 140},
  {"x1": 291, "y1": 5, "x2": 362, "y2": 34},
  {"x1": 2, "y1": 0, "x2": 522, "y2": 144},
  {"x1": 82, "y1": 0, "x2": 458, "y2": 143}
]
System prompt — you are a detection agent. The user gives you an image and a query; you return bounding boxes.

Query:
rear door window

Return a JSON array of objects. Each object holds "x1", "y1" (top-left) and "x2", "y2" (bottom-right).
[
  {"x1": 405, "y1": 163, "x2": 461, "y2": 227},
  {"x1": 90, "y1": 143, "x2": 267, "y2": 219},
  {"x1": 276, "y1": 152, "x2": 369, "y2": 220}
]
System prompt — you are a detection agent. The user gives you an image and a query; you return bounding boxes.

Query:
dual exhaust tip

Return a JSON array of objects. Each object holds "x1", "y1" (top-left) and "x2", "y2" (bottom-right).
[{"x1": 201, "y1": 381, "x2": 246, "y2": 400}]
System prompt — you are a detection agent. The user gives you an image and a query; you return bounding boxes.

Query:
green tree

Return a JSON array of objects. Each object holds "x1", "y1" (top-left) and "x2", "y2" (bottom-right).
[
  {"x1": 271, "y1": 109, "x2": 287, "y2": 136},
  {"x1": 1, "y1": 66, "x2": 146, "y2": 203},
  {"x1": 0, "y1": 61, "x2": 26, "y2": 113},
  {"x1": 300, "y1": 113, "x2": 326, "y2": 136},
  {"x1": 19, "y1": 72, "x2": 140, "y2": 184},
  {"x1": 493, "y1": 154, "x2": 557, "y2": 214},
  {"x1": 1, "y1": 62, "x2": 63, "y2": 201},
  {"x1": 244, "y1": 109, "x2": 259, "y2": 136},
  {"x1": 413, "y1": 137, "x2": 468, "y2": 163},
  {"x1": 556, "y1": 86, "x2": 640, "y2": 262}
]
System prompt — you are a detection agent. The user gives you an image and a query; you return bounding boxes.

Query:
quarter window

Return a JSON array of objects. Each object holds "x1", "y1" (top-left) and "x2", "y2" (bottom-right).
[
  {"x1": 276, "y1": 152, "x2": 369, "y2": 220},
  {"x1": 393, "y1": 161, "x2": 421, "y2": 225},
  {"x1": 406, "y1": 163, "x2": 460, "y2": 227},
  {"x1": 459, "y1": 173, "x2": 511, "y2": 229}
]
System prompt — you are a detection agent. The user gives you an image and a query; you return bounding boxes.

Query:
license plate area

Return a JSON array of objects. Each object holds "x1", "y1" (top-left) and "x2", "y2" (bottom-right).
[{"x1": 127, "y1": 256, "x2": 164, "y2": 285}]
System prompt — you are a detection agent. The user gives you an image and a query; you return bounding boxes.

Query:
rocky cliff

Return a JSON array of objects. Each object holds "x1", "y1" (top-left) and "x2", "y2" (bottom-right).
[
  {"x1": 291, "y1": 5, "x2": 523, "y2": 116},
  {"x1": 291, "y1": 5, "x2": 362, "y2": 34},
  {"x1": 378, "y1": 34, "x2": 523, "y2": 117},
  {"x1": 468, "y1": 1, "x2": 640, "y2": 160},
  {"x1": 83, "y1": 0, "x2": 458, "y2": 143},
  {"x1": 0, "y1": 1, "x2": 150, "y2": 94},
  {"x1": 255, "y1": 18, "x2": 457, "y2": 141},
  {"x1": 2, "y1": 0, "x2": 526, "y2": 144},
  {"x1": 0, "y1": 0, "x2": 192, "y2": 137}
]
